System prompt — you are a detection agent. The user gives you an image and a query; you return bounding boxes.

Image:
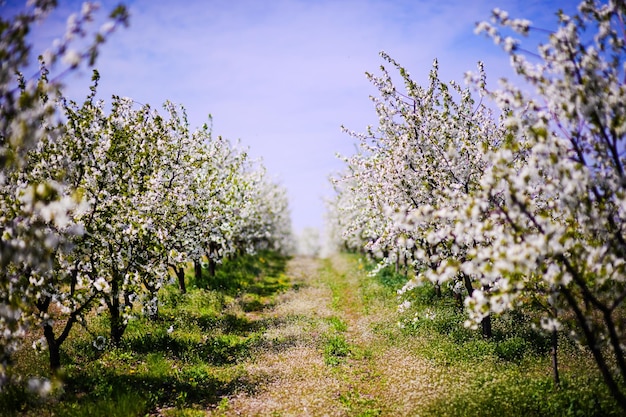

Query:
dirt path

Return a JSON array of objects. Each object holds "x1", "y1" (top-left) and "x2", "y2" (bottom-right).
[{"x1": 207, "y1": 255, "x2": 449, "y2": 416}]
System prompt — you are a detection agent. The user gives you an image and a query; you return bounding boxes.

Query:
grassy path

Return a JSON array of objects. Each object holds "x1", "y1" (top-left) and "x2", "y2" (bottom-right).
[
  {"x1": 5, "y1": 252, "x2": 619, "y2": 416},
  {"x1": 208, "y1": 255, "x2": 449, "y2": 416}
]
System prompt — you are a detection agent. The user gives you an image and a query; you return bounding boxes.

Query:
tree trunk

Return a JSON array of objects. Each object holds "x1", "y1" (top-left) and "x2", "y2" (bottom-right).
[
  {"x1": 481, "y1": 314, "x2": 492, "y2": 339},
  {"x1": 434, "y1": 283, "x2": 442, "y2": 297},
  {"x1": 175, "y1": 266, "x2": 186, "y2": 294},
  {"x1": 110, "y1": 303, "x2": 125, "y2": 346},
  {"x1": 463, "y1": 273, "x2": 474, "y2": 296},
  {"x1": 194, "y1": 260, "x2": 204, "y2": 288},
  {"x1": 562, "y1": 286, "x2": 626, "y2": 411},
  {"x1": 109, "y1": 277, "x2": 126, "y2": 346},
  {"x1": 551, "y1": 328, "x2": 560, "y2": 387},
  {"x1": 43, "y1": 322, "x2": 61, "y2": 371},
  {"x1": 37, "y1": 292, "x2": 92, "y2": 373},
  {"x1": 403, "y1": 254, "x2": 408, "y2": 277},
  {"x1": 481, "y1": 284, "x2": 492, "y2": 339},
  {"x1": 208, "y1": 258, "x2": 216, "y2": 278}
]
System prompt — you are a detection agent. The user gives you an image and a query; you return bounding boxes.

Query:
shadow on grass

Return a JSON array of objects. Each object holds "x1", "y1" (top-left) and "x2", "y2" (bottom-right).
[
  {"x1": 195, "y1": 251, "x2": 290, "y2": 297},
  {"x1": 120, "y1": 331, "x2": 257, "y2": 365},
  {"x1": 60, "y1": 367, "x2": 258, "y2": 416}
]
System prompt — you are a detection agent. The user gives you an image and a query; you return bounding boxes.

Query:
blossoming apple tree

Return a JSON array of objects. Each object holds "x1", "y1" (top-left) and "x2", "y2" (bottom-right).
[
  {"x1": 25, "y1": 76, "x2": 293, "y2": 359},
  {"x1": 331, "y1": 54, "x2": 504, "y2": 336},
  {"x1": 1, "y1": 0, "x2": 292, "y2": 379},
  {"x1": 330, "y1": 0, "x2": 626, "y2": 409},
  {"x1": 0, "y1": 0, "x2": 127, "y2": 381},
  {"x1": 463, "y1": 0, "x2": 626, "y2": 406}
]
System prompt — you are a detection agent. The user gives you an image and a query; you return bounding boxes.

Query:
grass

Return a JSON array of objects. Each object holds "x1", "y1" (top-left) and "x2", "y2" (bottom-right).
[
  {"x1": 339, "y1": 390, "x2": 383, "y2": 417},
  {"x1": 1, "y1": 251, "x2": 290, "y2": 416},
  {"x1": 323, "y1": 333, "x2": 351, "y2": 366},
  {"x1": 375, "y1": 261, "x2": 624, "y2": 416},
  {"x1": 3, "y1": 252, "x2": 623, "y2": 416},
  {"x1": 310, "y1": 256, "x2": 624, "y2": 416}
]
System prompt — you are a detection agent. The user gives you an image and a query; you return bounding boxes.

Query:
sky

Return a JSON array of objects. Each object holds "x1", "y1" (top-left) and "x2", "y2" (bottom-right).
[{"x1": 4, "y1": 0, "x2": 579, "y2": 235}]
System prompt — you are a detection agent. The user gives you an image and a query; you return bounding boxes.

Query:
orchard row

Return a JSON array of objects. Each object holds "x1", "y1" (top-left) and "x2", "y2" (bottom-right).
[
  {"x1": 0, "y1": 1, "x2": 292, "y2": 383},
  {"x1": 327, "y1": 0, "x2": 626, "y2": 409}
]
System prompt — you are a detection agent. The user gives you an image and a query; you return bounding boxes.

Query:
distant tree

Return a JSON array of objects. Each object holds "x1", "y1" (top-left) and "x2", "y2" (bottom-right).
[{"x1": 298, "y1": 227, "x2": 321, "y2": 257}]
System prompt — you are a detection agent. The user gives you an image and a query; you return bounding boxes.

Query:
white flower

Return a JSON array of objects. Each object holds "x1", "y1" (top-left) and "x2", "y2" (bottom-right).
[
  {"x1": 540, "y1": 317, "x2": 562, "y2": 332},
  {"x1": 93, "y1": 335, "x2": 107, "y2": 351},
  {"x1": 94, "y1": 277, "x2": 109, "y2": 292},
  {"x1": 27, "y1": 377, "x2": 52, "y2": 397},
  {"x1": 398, "y1": 300, "x2": 411, "y2": 313},
  {"x1": 62, "y1": 49, "x2": 81, "y2": 67},
  {"x1": 503, "y1": 37, "x2": 518, "y2": 52},
  {"x1": 32, "y1": 337, "x2": 48, "y2": 352}
]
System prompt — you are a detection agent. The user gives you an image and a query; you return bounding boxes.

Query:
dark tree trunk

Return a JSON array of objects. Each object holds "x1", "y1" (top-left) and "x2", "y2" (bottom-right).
[
  {"x1": 175, "y1": 266, "x2": 186, "y2": 294},
  {"x1": 194, "y1": 260, "x2": 202, "y2": 281},
  {"x1": 208, "y1": 258, "x2": 216, "y2": 278},
  {"x1": 37, "y1": 290, "x2": 93, "y2": 373},
  {"x1": 481, "y1": 314, "x2": 492, "y2": 339},
  {"x1": 561, "y1": 286, "x2": 626, "y2": 411},
  {"x1": 194, "y1": 260, "x2": 204, "y2": 288},
  {"x1": 463, "y1": 273, "x2": 474, "y2": 296},
  {"x1": 462, "y1": 274, "x2": 492, "y2": 337},
  {"x1": 481, "y1": 284, "x2": 492, "y2": 339},
  {"x1": 109, "y1": 277, "x2": 126, "y2": 346},
  {"x1": 110, "y1": 304, "x2": 125, "y2": 346},
  {"x1": 551, "y1": 327, "x2": 560, "y2": 387},
  {"x1": 434, "y1": 283, "x2": 442, "y2": 297},
  {"x1": 403, "y1": 254, "x2": 408, "y2": 278},
  {"x1": 43, "y1": 322, "x2": 61, "y2": 371}
]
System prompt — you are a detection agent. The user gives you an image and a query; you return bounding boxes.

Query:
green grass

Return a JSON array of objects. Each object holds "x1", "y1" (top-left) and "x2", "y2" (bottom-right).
[
  {"x1": 368, "y1": 259, "x2": 624, "y2": 416},
  {"x1": 323, "y1": 334, "x2": 351, "y2": 366},
  {"x1": 326, "y1": 316, "x2": 348, "y2": 332},
  {"x1": 423, "y1": 369, "x2": 621, "y2": 417},
  {"x1": 4, "y1": 253, "x2": 624, "y2": 416},
  {"x1": 339, "y1": 390, "x2": 382, "y2": 417},
  {"x1": 1, "y1": 251, "x2": 290, "y2": 416}
]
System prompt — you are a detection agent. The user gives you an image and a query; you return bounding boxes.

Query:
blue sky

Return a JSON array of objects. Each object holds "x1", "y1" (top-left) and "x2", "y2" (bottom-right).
[{"x1": 6, "y1": 0, "x2": 578, "y2": 234}]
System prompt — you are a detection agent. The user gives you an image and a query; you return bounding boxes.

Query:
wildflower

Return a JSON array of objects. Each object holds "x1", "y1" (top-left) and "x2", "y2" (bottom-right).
[
  {"x1": 398, "y1": 300, "x2": 411, "y2": 313},
  {"x1": 27, "y1": 377, "x2": 52, "y2": 397},
  {"x1": 93, "y1": 335, "x2": 107, "y2": 350}
]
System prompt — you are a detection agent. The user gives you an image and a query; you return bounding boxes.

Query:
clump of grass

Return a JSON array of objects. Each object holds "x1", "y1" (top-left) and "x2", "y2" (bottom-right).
[
  {"x1": 199, "y1": 250, "x2": 289, "y2": 295},
  {"x1": 56, "y1": 391, "x2": 147, "y2": 417},
  {"x1": 372, "y1": 264, "x2": 409, "y2": 291},
  {"x1": 326, "y1": 316, "x2": 348, "y2": 332},
  {"x1": 323, "y1": 334, "x2": 351, "y2": 366},
  {"x1": 339, "y1": 390, "x2": 382, "y2": 416}
]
